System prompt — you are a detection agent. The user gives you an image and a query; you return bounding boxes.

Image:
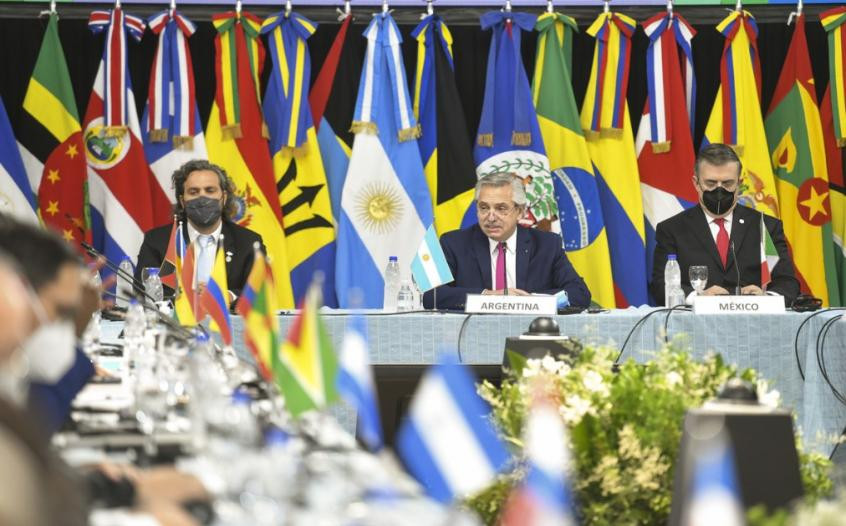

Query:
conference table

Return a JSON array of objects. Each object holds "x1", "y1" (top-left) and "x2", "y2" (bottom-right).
[{"x1": 229, "y1": 307, "x2": 846, "y2": 457}]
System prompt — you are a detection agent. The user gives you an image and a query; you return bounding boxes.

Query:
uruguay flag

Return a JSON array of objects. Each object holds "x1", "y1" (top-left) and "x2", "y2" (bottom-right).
[
  {"x1": 337, "y1": 314, "x2": 382, "y2": 452},
  {"x1": 142, "y1": 10, "x2": 208, "y2": 214},
  {"x1": 396, "y1": 354, "x2": 510, "y2": 503},
  {"x1": 335, "y1": 13, "x2": 434, "y2": 308},
  {"x1": 0, "y1": 97, "x2": 38, "y2": 223}
]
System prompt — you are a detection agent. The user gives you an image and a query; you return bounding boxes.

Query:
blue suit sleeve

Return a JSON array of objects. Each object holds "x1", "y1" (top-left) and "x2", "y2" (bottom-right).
[
  {"x1": 539, "y1": 247, "x2": 591, "y2": 306},
  {"x1": 28, "y1": 347, "x2": 95, "y2": 436}
]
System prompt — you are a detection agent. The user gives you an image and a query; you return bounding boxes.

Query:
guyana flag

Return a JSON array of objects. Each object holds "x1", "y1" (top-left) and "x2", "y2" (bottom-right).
[
  {"x1": 236, "y1": 246, "x2": 279, "y2": 382},
  {"x1": 278, "y1": 280, "x2": 338, "y2": 417},
  {"x1": 764, "y1": 15, "x2": 839, "y2": 306},
  {"x1": 18, "y1": 13, "x2": 87, "y2": 245},
  {"x1": 411, "y1": 14, "x2": 477, "y2": 236},
  {"x1": 532, "y1": 12, "x2": 615, "y2": 308}
]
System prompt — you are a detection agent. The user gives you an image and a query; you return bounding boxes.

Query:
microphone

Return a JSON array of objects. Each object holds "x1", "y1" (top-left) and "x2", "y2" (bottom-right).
[
  {"x1": 81, "y1": 242, "x2": 157, "y2": 305},
  {"x1": 730, "y1": 240, "x2": 741, "y2": 295},
  {"x1": 501, "y1": 241, "x2": 508, "y2": 296}
]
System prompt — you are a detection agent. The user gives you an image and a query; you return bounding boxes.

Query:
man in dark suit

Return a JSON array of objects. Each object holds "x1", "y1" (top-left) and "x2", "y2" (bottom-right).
[
  {"x1": 652, "y1": 143, "x2": 799, "y2": 306},
  {"x1": 423, "y1": 173, "x2": 590, "y2": 310},
  {"x1": 136, "y1": 159, "x2": 264, "y2": 300}
]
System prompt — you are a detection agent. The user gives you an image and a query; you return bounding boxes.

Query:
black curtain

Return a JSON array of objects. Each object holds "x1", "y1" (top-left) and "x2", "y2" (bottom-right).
[{"x1": 0, "y1": 6, "x2": 833, "y2": 159}]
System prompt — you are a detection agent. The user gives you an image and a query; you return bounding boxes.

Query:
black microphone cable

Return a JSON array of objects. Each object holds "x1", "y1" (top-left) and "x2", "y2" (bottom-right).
[
  {"x1": 616, "y1": 307, "x2": 672, "y2": 364},
  {"x1": 816, "y1": 313, "x2": 846, "y2": 407},
  {"x1": 663, "y1": 303, "x2": 692, "y2": 344},
  {"x1": 793, "y1": 308, "x2": 846, "y2": 381},
  {"x1": 456, "y1": 313, "x2": 476, "y2": 364}
]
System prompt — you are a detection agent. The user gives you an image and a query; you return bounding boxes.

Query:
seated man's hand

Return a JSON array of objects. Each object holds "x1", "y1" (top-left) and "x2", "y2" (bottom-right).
[
  {"x1": 134, "y1": 466, "x2": 209, "y2": 505},
  {"x1": 702, "y1": 285, "x2": 730, "y2": 296},
  {"x1": 741, "y1": 284, "x2": 764, "y2": 295}
]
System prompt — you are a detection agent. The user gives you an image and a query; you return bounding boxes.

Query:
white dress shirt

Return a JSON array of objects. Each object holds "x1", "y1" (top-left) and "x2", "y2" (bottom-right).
[
  {"x1": 488, "y1": 230, "x2": 517, "y2": 290},
  {"x1": 704, "y1": 210, "x2": 734, "y2": 242}
]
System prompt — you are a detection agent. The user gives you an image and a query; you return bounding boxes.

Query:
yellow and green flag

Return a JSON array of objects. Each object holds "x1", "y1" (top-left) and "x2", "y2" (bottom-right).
[
  {"x1": 533, "y1": 12, "x2": 615, "y2": 308},
  {"x1": 765, "y1": 15, "x2": 838, "y2": 306},
  {"x1": 704, "y1": 10, "x2": 779, "y2": 218},
  {"x1": 236, "y1": 246, "x2": 279, "y2": 382}
]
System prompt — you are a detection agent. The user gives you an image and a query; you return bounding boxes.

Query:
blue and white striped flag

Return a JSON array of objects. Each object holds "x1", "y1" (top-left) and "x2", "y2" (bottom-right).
[
  {"x1": 410, "y1": 224, "x2": 453, "y2": 292},
  {"x1": 683, "y1": 431, "x2": 744, "y2": 526},
  {"x1": 337, "y1": 314, "x2": 383, "y2": 452},
  {"x1": 397, "y1": 354, "x2": 509, "y2": 503},
  {"x1": 0, "y1": 97, "x2": 38, "y2": 223}
]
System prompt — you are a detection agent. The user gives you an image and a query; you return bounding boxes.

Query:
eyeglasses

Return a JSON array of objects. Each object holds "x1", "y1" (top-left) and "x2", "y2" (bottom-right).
[
  {"x1": 697, "y1": 179, "x2": 738, "y2": 192},
  {"x1": 477, "y1": 203, "x2": 517, "y2": 217}
]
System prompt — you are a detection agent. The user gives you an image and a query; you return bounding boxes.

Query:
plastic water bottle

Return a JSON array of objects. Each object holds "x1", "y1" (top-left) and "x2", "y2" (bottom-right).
[
  {"x1": 144, "y1": 267, "x2": 164, "y2": 303},
  {"x1": 664, "y1": 254, "x2": 685, "y2": 307},
  {"x1": 411, "y1": 274, "x2": 423, "y2": 310},
  {"x1": 383, "y1": 256, "x2": 401, "y2": 312},
  {"x1": 123, "y1": 299, "x2": 146, "y2": 381},
  {"x1": 117, "y1": 258, "x2": 134, "y2": 308},
  {"x1": 397, "y1": 280, "x2": 414, "y2": 312}
]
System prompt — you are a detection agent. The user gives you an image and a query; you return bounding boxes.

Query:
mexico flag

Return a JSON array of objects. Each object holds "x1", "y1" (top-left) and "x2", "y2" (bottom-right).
[{"x1": 760, "y1": 214, "x2": 779, "y2": 289}]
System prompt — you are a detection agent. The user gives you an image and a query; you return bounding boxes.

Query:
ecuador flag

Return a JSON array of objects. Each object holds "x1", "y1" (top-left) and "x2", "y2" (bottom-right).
[
  {"x1": 765, "y1": 14, "x2": 839, "y2": 306},
  {"x1": 704, "y1": 10, "x2": 779, "y2": 218},
  {"x1": 580, "y1": 11, "x2": 649, "y2": 307},
  {"x1": 206, "y1": 10, "x2": 295, "y2": 309},
  {"x1": 412, "y1": 14, "x2": 477, "y2": 236},
  {"x1": 533, "y1": 12, "x2": 614, "y2": 308}
]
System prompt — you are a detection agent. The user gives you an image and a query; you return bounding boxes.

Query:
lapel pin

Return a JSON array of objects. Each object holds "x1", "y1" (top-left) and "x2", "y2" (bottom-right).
[
  {"x1": 739, "y1": 218, "x2": 745, "y2": 224},
  {"x1": 226, "y1": 251, "x2": 234, "y2": 263}
]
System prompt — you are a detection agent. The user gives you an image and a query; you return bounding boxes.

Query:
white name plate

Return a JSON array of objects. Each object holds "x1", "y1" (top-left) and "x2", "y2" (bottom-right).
[
  {"x1": 465, "y1": 294, "x2": 558, "y2": 315},
  {"x1": 693, "y1": 295, "x2": 785, "y2": 314}
]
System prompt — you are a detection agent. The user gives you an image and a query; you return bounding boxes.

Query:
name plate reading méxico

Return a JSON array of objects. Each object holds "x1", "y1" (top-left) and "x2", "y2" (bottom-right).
[
  {"x1": 464, "y1": 294, "x2": 558, "y2": 315},
  {"x1": 693, "y1": 295, "x2": 786, "y2": 314}
]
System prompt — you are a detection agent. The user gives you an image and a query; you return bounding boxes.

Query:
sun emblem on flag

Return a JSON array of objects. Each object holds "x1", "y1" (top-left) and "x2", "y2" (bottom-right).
[
  {"x1": 83, "y1": 118, "x2": 129, "y2": 169},
  {"x1": 355, "y1": 182, "x2": 404, "y2": 234}
]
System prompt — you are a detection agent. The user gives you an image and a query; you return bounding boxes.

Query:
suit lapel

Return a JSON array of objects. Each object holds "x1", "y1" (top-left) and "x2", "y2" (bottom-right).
[
  {"x1": 688, "y1": 207, "x2": 724, "y2": 269},
  {"x1": 472, "y1": 225, "x2": 493, "y2": 289},
  {"x1": 515, "y1": 228, "x2": 530, "y2": 290},
  {"x1": 221, "y1": 222, "x2": 237, "y2": 280}
]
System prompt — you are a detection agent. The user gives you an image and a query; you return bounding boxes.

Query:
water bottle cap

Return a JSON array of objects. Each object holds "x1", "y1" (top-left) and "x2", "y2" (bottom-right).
[
  {"x1": 145, "y1": 267, "x2": 160, "y2": 276},
  {"x1": 231, "y1": 388, "x2": 251, "y2": 405},
  {"x1": 667, "y1": 254, "x2": 677, "y2": 261},
  {"x1": 194, "y1": 331, "x2": 210, "y2": 343},
  {"x1": 264, "y1": 426, "x2": 290, "y2": 446},
  {"x1": 389, "y1": 256, "x2": 398, "y2": 262}
]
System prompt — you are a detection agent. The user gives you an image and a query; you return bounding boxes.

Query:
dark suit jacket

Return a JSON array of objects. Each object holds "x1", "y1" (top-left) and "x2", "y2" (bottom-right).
[
  {"x1": 135, "y1": 219, "x2": 265, "y2": 298},
  {"x1": 422, "y1": 224, "x2": 591, "y2": 310},
  {"x1": 28, "y1": 347, "x2": 95, "y2": 436},
  {"x1": 651, "y1": 204, "x2": 799, "y2": 306}
]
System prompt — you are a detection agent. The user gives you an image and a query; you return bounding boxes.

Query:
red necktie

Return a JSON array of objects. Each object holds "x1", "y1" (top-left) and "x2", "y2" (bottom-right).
[
  {"x1": 715, "y1": 218, "x2": 729, "y2": 268},
  {"x1": 495, "y1": 242, "x2": 506, "y2": 290}
]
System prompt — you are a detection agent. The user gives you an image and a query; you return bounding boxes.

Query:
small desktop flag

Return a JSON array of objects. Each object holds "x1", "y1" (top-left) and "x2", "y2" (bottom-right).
[
  {"x1": 500, "y1": 393, "x2": 576, "y2": 526},
  {"x1": 411, "y1": 225, "x2": 453, "y2": 292},
  {"x1": 396, "y1": 354, "x2": 510, "y2": 503},
  {"x1": 173, "y1": 231, "x2": 197, "y2": 326},
  {"x1": 0, "y1": 96, "x2": 37, "y2": 223},
  {"x1": 760, "y1": 215, "x2": 779, "y2": 289},
  {"x1": 337, "y1": 314, "x2": 383, "y2": 452},
  {"x1": 200, "y1": 237, "x2": 232, "y2": 345},
  {"x1": 682, "y1": 434, "x2": 744, "y2": 526},
  {"x1": 236, "y1": 246, "x2": 279, "y2": 381}
]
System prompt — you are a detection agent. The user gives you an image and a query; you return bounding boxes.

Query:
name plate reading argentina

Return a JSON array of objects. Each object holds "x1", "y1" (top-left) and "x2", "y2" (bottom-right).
[
  {"x1": 465, "y1": 294, "x2": 558, "y2": 315},
  {"x1": 693, "y1": 295, "x2": 786, "y2": 314}
]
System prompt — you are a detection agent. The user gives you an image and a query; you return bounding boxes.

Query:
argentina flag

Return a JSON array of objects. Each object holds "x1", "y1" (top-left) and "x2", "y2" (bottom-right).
[
  {"x1": 337, "y1": 314, "x2": 383, "y2": 452},
  {"x1": 411, "y1": 224, "x2": 453, "y2": 292},
  {"x1": 335, "y1": 13, "x2": 434, "y2": 308}
]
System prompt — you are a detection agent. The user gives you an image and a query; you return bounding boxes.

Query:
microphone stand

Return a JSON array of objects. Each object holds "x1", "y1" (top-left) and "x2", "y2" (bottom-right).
[{"x1": 730, "y1": 241, "x2": 742, "y2": 295}]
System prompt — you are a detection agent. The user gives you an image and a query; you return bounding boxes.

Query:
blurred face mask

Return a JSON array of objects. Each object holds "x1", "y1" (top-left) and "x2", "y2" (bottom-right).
[{"x1": 22, "y1": 320, "x2": 77, "y2": 385}]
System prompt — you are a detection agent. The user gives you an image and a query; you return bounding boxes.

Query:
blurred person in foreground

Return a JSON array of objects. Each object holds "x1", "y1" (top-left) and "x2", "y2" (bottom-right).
[{"x1": 423, "y1": 173, "x2": 591, "y2": 310}]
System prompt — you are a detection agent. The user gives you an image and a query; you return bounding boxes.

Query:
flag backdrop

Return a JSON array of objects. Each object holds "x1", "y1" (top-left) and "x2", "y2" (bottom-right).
[
  {"x1": 765, "y1": 14, "x2": 839, "y2": 306},
  {"x1": 0, "y1": 97, "x2": 37, "y2": 223},
  {"x1": 142, "y1": 9, "x2": 208, "y2": 215},
  {"x1": 636, "y1": 11, "x2": 698, "y2": 302},
  {"x1": 84, "y1": 8, "x2": 171, "y2": 271},
  {"x1": 335, "y1": 13, "x2": 434, "y2": 308},
  {"x1": 412, "y1": 14, "x2": 477, "y2": 236},
  {"x1": 18, "y1": 13, "x2": 88, "y2": 241},
  {"x1": 262, "y1": 11, "x2": 337, "y2": 307},
  {"x1": 205, "y1": 10, "x2": 295, "y2": 308},
  {"x1": 580, "y1": 11, "x2": 649, "y2": 307},
  {"x1": 704, "y1": 10, "x2": 780, "y2": 218},
  {"x1": 533, "y1": 11, "x2": 615, "y2": 308},
  {"x1": 475, "y1": 11, "x2": 558, "y2": 232}
]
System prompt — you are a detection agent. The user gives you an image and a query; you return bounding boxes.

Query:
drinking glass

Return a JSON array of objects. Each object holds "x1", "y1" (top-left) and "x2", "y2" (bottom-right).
[{"x1": 689, "y1": 266, "x2": 708, "y2": 295}]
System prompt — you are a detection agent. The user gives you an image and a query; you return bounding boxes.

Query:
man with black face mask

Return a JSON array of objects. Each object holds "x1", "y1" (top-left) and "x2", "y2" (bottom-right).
[
  {"x1": 136, "y1": 160, "x2": 265, "y2": 300},
  {"x1": 651, "y1": 144, "x2": 799, "y2": 306}
]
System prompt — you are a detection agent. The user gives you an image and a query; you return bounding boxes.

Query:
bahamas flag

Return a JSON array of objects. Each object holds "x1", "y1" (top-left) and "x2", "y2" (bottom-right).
[
  {"x1": 206, "y1": 10, "x2": 295, "y2": 309},
  {"x1": 533, "y1": 12, "x2": 614, "y2": 308},
  {"x1": 766, "y1": 15, "x2": 839, "y2": 306},
  {"x1": 475, "y1": 11, "x2": 557, "y2": 232},
  {"x1": 309, "y1": 14, "x2": 358, "y2": 225},
  {"x1": 412, "y1": 14, "x2": 477, "y2": 236},
  {"x1": 580, "y1": 11, "x2": 649, "y2": 307},
  {"x1": 199, "y1": 238, "x2": 232, "y2": 345},
  {"x1": 18, "y1": 13, "x2": 87, "y2": 242},
  {"x1": 636, "y1": 12, "x2": 698, "y2": 302},
  {"x1": 0, "y1": 97, "x2": 37, "y2": 223},
  {"x1": 142, "y1": 9, "x2": 208, "y2": 216},
  {"x1": 236, "y1": 246, "x2": 279, "y2": 381},
  {"x1": 279, "y1": 279, "x2": 338, "y2": 417},
  {"x1": 261, "y1": 11, "x2": 337, "y2": 308},
  {"x1": 704, "y1": 10, "x2": 779, "y2": 218},
  {"x1": 335, "y1": 13, "x2": 434, "y2": 308}
]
